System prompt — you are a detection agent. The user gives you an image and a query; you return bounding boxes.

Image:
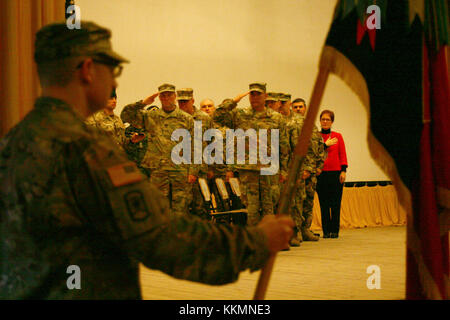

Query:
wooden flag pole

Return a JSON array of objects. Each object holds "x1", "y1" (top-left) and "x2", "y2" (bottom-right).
[{"x1": 253, "y1": 65, "x2": 330, "y2": 300}]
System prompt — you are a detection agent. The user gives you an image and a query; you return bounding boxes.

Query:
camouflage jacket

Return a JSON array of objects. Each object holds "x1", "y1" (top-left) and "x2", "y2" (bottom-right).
[
  {"x1": 0, "y1": 97, "x2": 270, "y2": 299},
  {"x1": 209, "y1": 125, "x2": 237, "y2": 178},
  {"x1": 288, "y1": 114, "x2": 325, "y2": 174},
  {"x1": 190, "y1": 107, "x2": 214, "y2": 178},
  {"x1": 121, "y1": 101, "x2": 199, "y2": 176},
  {"x1": 85, "y1": 110, "x2": 126, "y2": 147},
  {"x1": 213, "y1": 100, "x2": 289, "y2": 177}
]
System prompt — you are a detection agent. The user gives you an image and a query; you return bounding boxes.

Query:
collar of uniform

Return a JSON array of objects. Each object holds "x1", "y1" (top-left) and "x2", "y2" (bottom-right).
[
  {"x1": 248, "y1": 106, "x2": 270, "y2": 117},
  {"x1": 35, "y1": 96, "x2": 86, "y2": 122},
  {"x1": 35, "y1": 96, "x2": 72, "y2": 111},
  {"x1": 34, "y1": 96, "x2": 88, "y2": 137},
  {"x1": 293, "y1": 112, "x2": 304, "y2": 119},
  {"x1": 160, "y1": 105, "x2": 181, "y2": 117},
  {"x1": 101, "y1": 109, "x2": 116, "y2": 118}
]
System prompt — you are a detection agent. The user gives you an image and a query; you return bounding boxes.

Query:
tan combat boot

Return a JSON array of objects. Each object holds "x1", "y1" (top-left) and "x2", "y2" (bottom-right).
[
  {"x1": 297, "y1": 228, "x2": 303, "y2": 242},
  {"x1": 289, "y1": 228, "x2": 301, "y2": 247},
  {"x1": 301, "y1": 217, "x2": 319, "y2": 241}
]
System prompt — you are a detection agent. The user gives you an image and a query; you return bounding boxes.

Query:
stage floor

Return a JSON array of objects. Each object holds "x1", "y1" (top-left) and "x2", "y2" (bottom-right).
[{"x1": 139, "y1": 225, "x2": 406, "y2": 300}]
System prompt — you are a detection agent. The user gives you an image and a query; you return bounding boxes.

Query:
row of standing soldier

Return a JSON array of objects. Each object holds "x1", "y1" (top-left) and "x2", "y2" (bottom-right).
[{"x1": 85, "y1": 82, "x2": 326, "y2": 248}]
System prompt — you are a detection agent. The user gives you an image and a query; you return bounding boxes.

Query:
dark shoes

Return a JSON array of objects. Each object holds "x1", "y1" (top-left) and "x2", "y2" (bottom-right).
[
  {"x1": 330, "y1": 233, "x2": 339, "y2": 238},
  {"x1": 323, "y1": 232, "x2": 339, "y2": 238}
]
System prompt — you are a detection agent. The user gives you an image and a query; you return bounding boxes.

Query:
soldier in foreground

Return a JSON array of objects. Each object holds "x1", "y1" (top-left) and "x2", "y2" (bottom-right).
[{"x1": 0, "y1": 21, "x2": 294, "y2": 299}]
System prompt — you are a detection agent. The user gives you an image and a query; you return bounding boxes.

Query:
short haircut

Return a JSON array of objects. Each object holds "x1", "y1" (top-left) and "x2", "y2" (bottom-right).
[
  {"x1": 200, "y1": 98, "x2": 214, "y2": 106},
  {"x1": 292, "y1": 98, "x2": 306, "y2": 105},
  {"x1": 320, "y1": 109, "x2": 335, "y2": 122},
  {"x1": 36, "y1": 57, "x2": 82, "y2": 87}
]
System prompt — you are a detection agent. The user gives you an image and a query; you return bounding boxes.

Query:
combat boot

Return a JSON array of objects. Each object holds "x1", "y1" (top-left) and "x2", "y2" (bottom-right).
[
  {"x1": 289, "y1": 229, "x2": 301, "y2": 247},
  {"x1": 297, "y1": 229, "x2": 303, "y2": 242},
  {"x1": 289, "y1": 237, "x2": 301, "y2": 247},
  {"x1": 301, "y1": 227, "x2": 319, "y2": 241},
  {"x1": 301, "y1": 217, "x2": 319, "y2": 241}
]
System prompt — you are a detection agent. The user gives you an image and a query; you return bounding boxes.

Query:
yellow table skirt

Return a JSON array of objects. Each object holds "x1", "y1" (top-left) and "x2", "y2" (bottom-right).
[{"x1": 311, "y1": 185, "x2": 407, "y2": 231}]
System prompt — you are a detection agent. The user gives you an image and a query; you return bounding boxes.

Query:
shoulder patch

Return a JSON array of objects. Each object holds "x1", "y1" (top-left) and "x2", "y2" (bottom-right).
[
  {"x1": 124, "y1": 191, "x2": 150, "y2": 221},
  {"x1": 107, "y1": 162, "x2": 144, "y2": 187}
]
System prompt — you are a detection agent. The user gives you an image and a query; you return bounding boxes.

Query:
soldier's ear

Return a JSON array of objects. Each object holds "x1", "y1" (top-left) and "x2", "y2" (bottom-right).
[{"x1": 78, "y1": 58, "x2": 95, "y2": 84}]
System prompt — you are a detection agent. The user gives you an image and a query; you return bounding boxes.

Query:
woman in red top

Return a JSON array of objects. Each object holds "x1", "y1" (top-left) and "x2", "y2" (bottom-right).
[{"x1": 316, "y1": 110, "x2": 348, "y2": 238}]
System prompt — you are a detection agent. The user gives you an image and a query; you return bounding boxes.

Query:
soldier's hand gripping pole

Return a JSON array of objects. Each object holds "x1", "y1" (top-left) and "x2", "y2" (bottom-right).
[{"x1": 253, "y1": 66, "x2": 330, "y2": 300}]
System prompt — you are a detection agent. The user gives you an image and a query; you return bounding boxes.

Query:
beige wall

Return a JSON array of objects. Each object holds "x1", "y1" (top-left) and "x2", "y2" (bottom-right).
[{"x1": 76, "y1": 0, "x2": 389, "y2": 182}]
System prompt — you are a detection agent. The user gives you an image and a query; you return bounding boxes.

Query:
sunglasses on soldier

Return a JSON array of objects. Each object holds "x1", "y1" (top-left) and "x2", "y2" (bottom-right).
[{"x1": 76, "y1": 57, "x2": 123, "y2": 78}]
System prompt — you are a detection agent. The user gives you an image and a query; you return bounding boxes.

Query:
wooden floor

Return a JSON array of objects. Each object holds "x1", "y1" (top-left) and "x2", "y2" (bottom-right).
[{"x1": 140, "y1": 226, "x2": 406, "y2": 300}]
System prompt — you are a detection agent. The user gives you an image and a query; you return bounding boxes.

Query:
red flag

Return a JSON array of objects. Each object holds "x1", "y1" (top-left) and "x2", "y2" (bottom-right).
[
  {"x1": 408, "y1": 42, "x2": 450, "y2": 300},
  {"x1": 321, "y1": 0, "x2": 449, "y2": 299}
]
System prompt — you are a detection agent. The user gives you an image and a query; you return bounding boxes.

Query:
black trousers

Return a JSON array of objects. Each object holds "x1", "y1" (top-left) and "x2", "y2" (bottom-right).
[{"x1": 316, "y1": 171, "x2": 344, "y2": 235}]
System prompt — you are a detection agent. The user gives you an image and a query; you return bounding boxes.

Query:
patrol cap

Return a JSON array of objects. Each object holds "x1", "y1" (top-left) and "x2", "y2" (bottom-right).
[
  {"x1": 158, "y1": 83, "x2": 176, "y2": 93},
  {"x1": 176, "y1": 88, "x2": 194, "y2": 100},
  {"x1": 266, "y1": 92, "x2": 279, "y2": 101},
  {"x1": 249, "y1": 82, "x2": 266, "y2": 93},
  {"x1": 279, "y1": 93, "x2": 292, "y2": 102},
  {"x1": 34, "y1": 21, "x2": 129, "y2": 64}
]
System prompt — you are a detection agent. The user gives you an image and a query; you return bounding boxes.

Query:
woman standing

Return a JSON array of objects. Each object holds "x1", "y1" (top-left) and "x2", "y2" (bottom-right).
[{"x1": 316, "y1": 110, "x2": 348, "y2": 238}]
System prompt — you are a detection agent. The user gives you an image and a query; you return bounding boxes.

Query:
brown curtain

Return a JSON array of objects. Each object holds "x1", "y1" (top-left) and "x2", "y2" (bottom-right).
[
  {"x1": 311, "y1": 185, "x2": 407, "y2": 230},
  {"x1": 0, "y1": 0, "x2": 65, "y2": 138}
]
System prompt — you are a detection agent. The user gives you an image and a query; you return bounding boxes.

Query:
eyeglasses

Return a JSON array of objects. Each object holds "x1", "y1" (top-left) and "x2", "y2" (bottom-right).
[
  {"x1": 320, "y1": 118, "x2": 332, "y2": 122},
  {"x1": 76, "y1": 58, "x2": 123, "y2": 77},
  {"x1": 93, "y1": 59, "x2": 123, "y2": 77}
]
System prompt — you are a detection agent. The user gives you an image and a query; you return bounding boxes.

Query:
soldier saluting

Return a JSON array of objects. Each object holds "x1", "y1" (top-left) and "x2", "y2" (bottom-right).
[
  {"x1": 121, "y1": 84, "x2": 198, "y2": 216},
  {"x1": 213, "y1": 83, "x2": 290, "y2": 227}
]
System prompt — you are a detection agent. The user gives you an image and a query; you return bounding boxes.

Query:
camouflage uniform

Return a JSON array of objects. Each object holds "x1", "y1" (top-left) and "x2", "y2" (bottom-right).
[
  {"x1": 0, "y1": 22, "x2": 270, "y2": 299},
  {"x1": 190, "y1": 107, "x2": 215, "y2": 219},
  {"x1": 0, "y1": 96, "x2": 270, "y2": 299},
  {"x1": 213, "y1": 83, "x2": 289, "y2": 226},
  {"x1": 269, "y1": 93, "x2": 295, "y2": 214},
  {"x1": 288, "y1": 114, "x2": 323, "y2": 240},
  {"x1": 85, "y1": 110, "x2": 126, "y2": 148},
  {"x1": 303, "y1": 123, "x2": 325, "y2": 235},
  {"x1": 121, "y1": 85, "x2": 198, "y2": 216},
  {"x1": 265, "y1": 92, "x2": 282, "y2": 209},
  {"x1": 177, "y1": 88, "x2": 213, "y2": 220}
]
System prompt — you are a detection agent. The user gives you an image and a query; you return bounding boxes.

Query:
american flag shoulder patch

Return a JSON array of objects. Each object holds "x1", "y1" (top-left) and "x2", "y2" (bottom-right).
[{"x1": 106, "y1": 162, "x2": 144, "y2": 187}]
